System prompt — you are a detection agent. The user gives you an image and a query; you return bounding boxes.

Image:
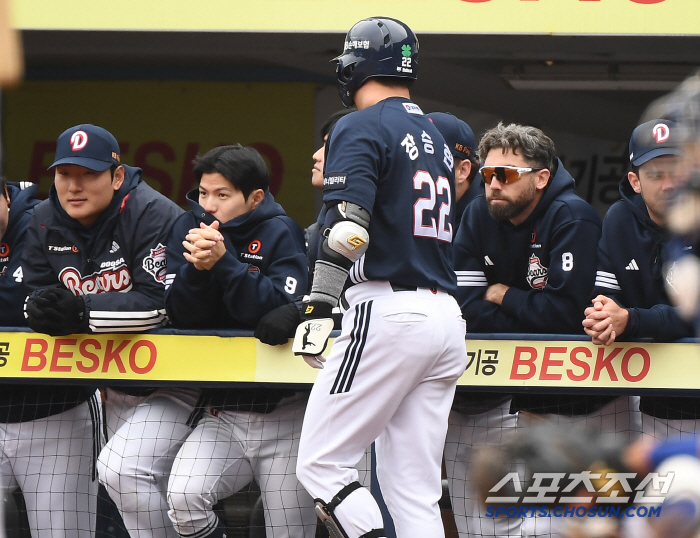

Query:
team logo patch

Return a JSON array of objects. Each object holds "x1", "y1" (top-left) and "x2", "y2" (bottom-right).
[
  {"x1": 324, "y1": 173, "x2": 347, "y2": 191},
  {"x1": 59, "y1": 265, "x2": 132, "y2": 295},
  {"x1": 0, "y1": 242, "x2": 9, "y2": 260},
  {"x1": 666, "y1": 261, "x2": 677, "y2": 293},
  {"x1": 402, "y1": 102, "x2": 423, "y2": 115},
  {"x1": 247, "y1": 264, "x2": 260, "y2": 273},
  {"x1": 142, "y1": 243, "x2": 167, "y2": 285},
  {"x1": 70, "y1": 130, "x2": 88, "y2": 151},
  {"x1": 248, "y1": 240, "x2": 261, "y2": 254},
  {"x1": 526, "y1": 253, "x2": 548, "y2": 289},
  {"x1": 653, "y1": 123, "x2": 670, "y2": 143}
]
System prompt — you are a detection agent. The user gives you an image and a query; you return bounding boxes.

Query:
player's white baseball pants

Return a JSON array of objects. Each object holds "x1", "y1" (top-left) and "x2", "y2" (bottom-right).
[
  {"x1": 296, "y1": 281, "x2": 468, "y2": 538},
  {"x1": 518, "y1": 395, "x2": 641, "y2": 538},
  {"x1": 444, "y1": 400, "x2": 521, "y2": 538},
  {"x1": 167, "y1": 393, "x2": 316, "y2": 538},
  {"x1": 0, "y1": 396, "x2": 100, "y2": 538},
  {"x1": 98, "y1": 387, "x2": 201, "y2": 538}
]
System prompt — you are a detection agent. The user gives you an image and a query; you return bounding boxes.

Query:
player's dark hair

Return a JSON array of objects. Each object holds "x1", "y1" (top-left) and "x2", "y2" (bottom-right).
[
  {"x1": 478, "y1": 122, "x2": 556, "y2": 173},
  {"x1": 371, "y1": 76, "x2": 415, "y2": 91},
  {"x1": 0, "y1": 177, "x2": 7, "y2": 200},
  {"x1": 193, "y1": 144, "x2": 269, "y2": 199},
  {"x1": 630, "y1": 165, "x2": 640, "y2": 177},
  {"x1": 321, "y1": 109, "x2": 356, "y2": 140}
]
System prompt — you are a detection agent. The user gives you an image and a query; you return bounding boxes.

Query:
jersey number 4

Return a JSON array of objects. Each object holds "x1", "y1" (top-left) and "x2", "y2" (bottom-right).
[{"x1": 413, "y1": 170, "x2": 452, "y2": 242}]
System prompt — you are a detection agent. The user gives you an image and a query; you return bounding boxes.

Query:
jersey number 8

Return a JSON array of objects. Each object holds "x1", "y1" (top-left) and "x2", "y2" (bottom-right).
[{"x1": 413, "y1": 170, "x2": 452, "y2": 242}]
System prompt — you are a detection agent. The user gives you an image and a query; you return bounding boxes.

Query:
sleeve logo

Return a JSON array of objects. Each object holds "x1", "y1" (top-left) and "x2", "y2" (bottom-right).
[{"x1": 142, "y1": 243, "x2": 168, "y2": 284}]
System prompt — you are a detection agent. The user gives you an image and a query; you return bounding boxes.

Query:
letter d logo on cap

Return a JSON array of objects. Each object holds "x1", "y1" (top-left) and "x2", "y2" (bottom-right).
[
  {"x1": 653, "y1": 123, "x2": 670, "y2": 144},
  {"x1": 70, "y1": 130, "x2": 88, "y2": 151}
]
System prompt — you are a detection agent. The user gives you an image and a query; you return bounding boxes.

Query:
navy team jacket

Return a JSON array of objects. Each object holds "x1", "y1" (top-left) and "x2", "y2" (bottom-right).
[
  {"x1": 454, "y1": 159, "x2": 605, "y2": 415},
  {"x1": 0, "y1": 182, "x2": 39, "y2": 326},
  {"x1": 23, "y1": 165, "x2": 184, "y2": 332},
  {"x1": 165, "y1": 188, "x2": 307, "y2": 413},
  {"x1": 592, "y1": 177, "x2": 695, "y2": 419}
]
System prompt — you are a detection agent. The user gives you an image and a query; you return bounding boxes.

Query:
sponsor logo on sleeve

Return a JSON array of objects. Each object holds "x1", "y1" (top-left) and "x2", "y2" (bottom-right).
[{"x1": 324, "y1": 173, "x2": 348, "y2": 191}]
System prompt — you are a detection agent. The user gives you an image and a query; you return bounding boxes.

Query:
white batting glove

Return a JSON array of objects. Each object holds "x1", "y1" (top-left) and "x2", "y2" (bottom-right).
[{"x1": 292, "y1": 301, "x2": 334, "y2": 369}]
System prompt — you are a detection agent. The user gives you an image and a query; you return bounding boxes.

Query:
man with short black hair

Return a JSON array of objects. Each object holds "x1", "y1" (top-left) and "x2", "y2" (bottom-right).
[
  {"x1": 23, "y1": 123, "x2": 187, "y2": 538},
  {"x1": 165, "y1": 144, "x2": 312, "y2": 538},
  {"x1": 21, "y1": 123, "x2": 184, "y2": 538}
]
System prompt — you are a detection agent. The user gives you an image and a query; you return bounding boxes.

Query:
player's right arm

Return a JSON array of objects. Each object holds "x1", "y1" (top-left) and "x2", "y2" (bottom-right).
[
  {"x1": 453, "y1": 201, "x2": 519, "y2": 333},
  {"x1": 589, "y1": 204, "x2": 693, "y2": 341}
]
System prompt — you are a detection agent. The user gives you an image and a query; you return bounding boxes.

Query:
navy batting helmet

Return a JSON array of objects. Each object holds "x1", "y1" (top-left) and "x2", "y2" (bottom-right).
[{"x1": 333, "y1": 17, "x2": 418, "y2": 108}]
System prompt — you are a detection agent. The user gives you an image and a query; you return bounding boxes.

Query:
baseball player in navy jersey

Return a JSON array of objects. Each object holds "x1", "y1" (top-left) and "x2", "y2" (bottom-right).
[
  {"x1": 21, "y1": 123, "x2": 191, "y2": 538},
  {"x1": 584, "y1": 119, "x2": 696, "y2": 440},
  {"x1": 164, "y1": 145, "x2": 313, "y2": 538},
  {"x1": 0, "y1": 178, "x2": 101, "y2": 538},
  {"x1": 291, "y1": 17, "x2": 468, "y2": 538},
  {"x1": 427, "y1": 115, "x2": 519, "y2": 538}
]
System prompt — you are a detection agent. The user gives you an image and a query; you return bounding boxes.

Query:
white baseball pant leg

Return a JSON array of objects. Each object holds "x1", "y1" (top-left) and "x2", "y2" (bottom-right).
[
  {"x1": 519, "y1": 395, "x2": 640, "y2": 538},
  {"x1": 444, "y1": 401, "x2": 521, "y2": 538},
  {"x1": 167, "y1": 394, "x2": 316, "y2": 538},
  {"x1": 97, "y1": 387, "x2": 200, "y2": 538},
  {"x1": 0, "y1": 398, "x2": 98, "y2": 538},
  {"x1": 296, "y1": 282, "x2": 468, "y2": 538}
]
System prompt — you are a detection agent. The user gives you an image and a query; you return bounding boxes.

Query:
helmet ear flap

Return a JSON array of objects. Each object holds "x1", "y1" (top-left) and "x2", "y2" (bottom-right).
[{"x1": 339, "y1": 63, "x2": 355, "y2": 84}]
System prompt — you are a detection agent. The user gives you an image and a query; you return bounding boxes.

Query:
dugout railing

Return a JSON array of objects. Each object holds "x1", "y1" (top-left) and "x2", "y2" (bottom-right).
[{"x1": 0, "y1": 328, "x2": 698, "y2": 538}]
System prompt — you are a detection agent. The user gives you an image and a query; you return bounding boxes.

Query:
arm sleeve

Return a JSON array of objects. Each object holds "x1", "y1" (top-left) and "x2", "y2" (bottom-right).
[
  {"x1": 0, "y1": 229, "x2": 30, "y2": 327},
  {"x1": 453, "y1": 214, "x2": 520, "y2": 333},
  {"x1": 211, "y1": 227, "x2": 308, "y2": 326},
  {"x1": 22, "y1": 211, "x2": 62, "y2": 293},
  {"x1": 82, "y1": 202, "x2": 184, "y2": 332},
  {"x1": 632, "y1": 304, "x2": 694, "y2": 341},
  {"x1": 591, "y1": 218, "x2": 624, "y2": 302},
  {"x1": 164, "y1": 215, "x2": 222, "y2": 328},
  {"x1": 499, "y1": 219, "x2": 601, "y2": 334}
]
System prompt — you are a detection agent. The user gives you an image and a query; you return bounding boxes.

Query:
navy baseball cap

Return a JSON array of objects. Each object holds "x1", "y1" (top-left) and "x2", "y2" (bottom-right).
[
  {"x1": 49, "y1": 124, "x2": 121, "y2": 171},
  {"x1": 629, "y1": 119, "x2": 682, "y2": 167},
  {"x1": 427, "y1": 112, "x2": 476, "y2": 162}
]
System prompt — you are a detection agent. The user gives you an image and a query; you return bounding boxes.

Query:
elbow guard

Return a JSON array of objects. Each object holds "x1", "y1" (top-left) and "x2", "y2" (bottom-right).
[{"x1": 321, "y1": 202, "x2": 370, "y2": 269}]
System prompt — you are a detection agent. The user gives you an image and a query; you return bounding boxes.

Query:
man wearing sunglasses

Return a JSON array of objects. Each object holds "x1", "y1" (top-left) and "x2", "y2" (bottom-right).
[{"x1": 453, "y1": 123, "x2": 621, "y2": 536}]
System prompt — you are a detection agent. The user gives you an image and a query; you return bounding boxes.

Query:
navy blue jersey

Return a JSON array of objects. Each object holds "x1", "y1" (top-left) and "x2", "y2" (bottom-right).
[
  {"x1": 593, "y1": 178, "x2": 696, "y2": 419},
  {"x1": 323, "y1": 97, "x2": 457, "y2": 293},
  {"x1": 0, "y1": 182, "x2": 39, "y2": 326}
]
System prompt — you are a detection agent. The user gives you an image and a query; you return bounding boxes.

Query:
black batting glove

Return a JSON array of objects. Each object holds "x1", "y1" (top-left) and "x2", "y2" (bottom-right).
[
  {"x1": 26, "y1": 288, "x2": 86, "y2": 336},
  {"x1": 254, "y1": 302, "x2": 302, "y2": 346}
]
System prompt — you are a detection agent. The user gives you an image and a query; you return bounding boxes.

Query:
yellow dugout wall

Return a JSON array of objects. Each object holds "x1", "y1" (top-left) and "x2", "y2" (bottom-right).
[
  {"x1": 2, "y1": 81, "x2": 317, "y2": 225},
  {"x1": 0, "y1": 331, "x2": 697, "y2": 392},
  {"x1": 10, "y1": 0, "x2": 700, "y2": 35}
]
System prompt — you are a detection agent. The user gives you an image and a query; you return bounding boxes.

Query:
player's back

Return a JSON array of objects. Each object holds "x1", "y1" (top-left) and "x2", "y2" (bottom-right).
[{"x1": 323, "y1": 97, "x2": 457, "y2": 293}]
